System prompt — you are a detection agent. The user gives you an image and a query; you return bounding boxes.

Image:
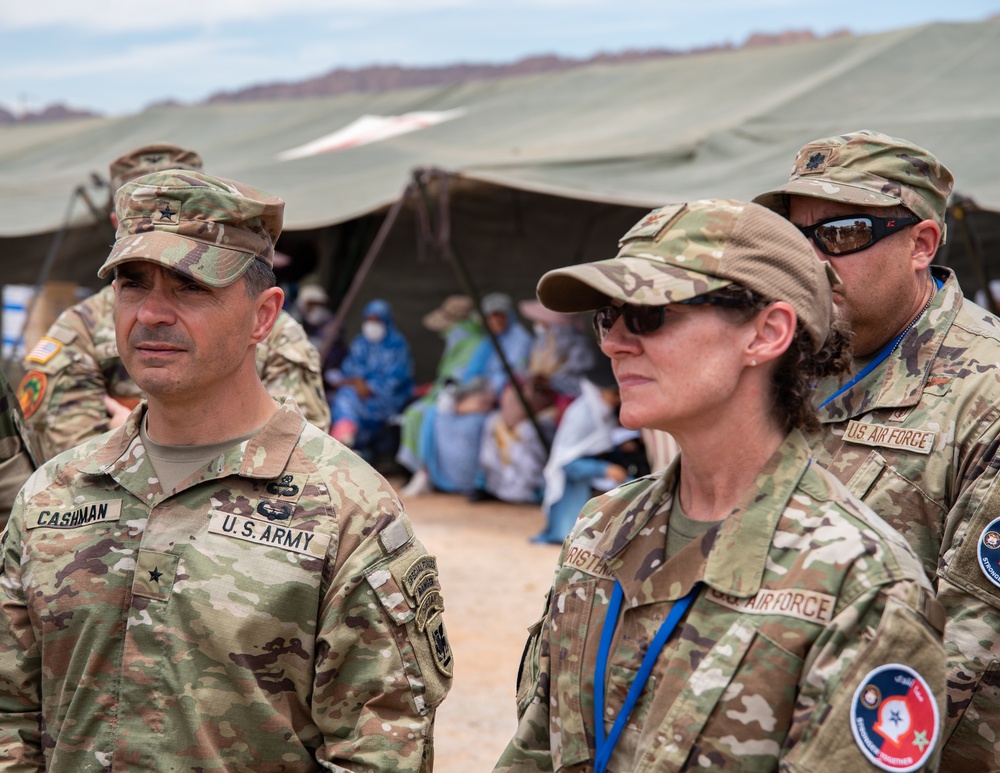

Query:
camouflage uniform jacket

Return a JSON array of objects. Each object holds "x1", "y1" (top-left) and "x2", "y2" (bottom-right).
[
  {"x1": 0, "y1": 368, "x2": 37, "y2": 530},
  {"x1": 496, "y1": 429, "x2": 947, "y2": 772},
  {"x1": 18, "y1": 284, "x2": 330, "y2": 461},
  {"x1": 0, "y1": 398, "x2": 452, "y2": 771},
  {"x1": 808, "y1": 266, "x2": 1000, "y2": 768}
]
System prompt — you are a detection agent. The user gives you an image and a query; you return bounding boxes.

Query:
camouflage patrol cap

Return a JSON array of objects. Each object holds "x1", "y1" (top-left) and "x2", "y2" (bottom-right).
[
  {"x1": 98, "y1": 170, "x2": 284, "y2": 287},
  {"x1": 108, "y1": 143, "x2": 203, "y2": 194},
  {"x1": 536, "y1": 198, "x2": 836, "y2": 351},
  {"x1": 753, "y1": 130, "x2": 954, "y2": 227}
]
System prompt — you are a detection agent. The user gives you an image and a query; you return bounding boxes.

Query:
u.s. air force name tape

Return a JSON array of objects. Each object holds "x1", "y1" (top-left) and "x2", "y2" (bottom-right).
[
  {"x1": 707, "y1": 587, "x2": 836, "y2": 624},
  {"x1": 843, "y1": 420, "x2": 936, "y2": 455}
]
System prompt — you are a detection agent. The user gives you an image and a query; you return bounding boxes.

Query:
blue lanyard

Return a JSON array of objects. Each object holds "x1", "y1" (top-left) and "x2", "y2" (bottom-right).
[
  {"x1": 819, "y1": 277, "x2": 942, "y2": 410},
  {"x1": 593, "y1": 581, "x2": 700, "y2": 773}
]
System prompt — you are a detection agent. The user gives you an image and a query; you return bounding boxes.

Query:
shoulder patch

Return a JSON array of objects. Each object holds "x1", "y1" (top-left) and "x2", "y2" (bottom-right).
[
  {"x1": 17, "y1": 371, "x2": 47, "y2": 419},
  {"x1": 25, "y1": 337, "x2": 62, "y2": 364},
  {"x1": 976, "y1": 516, "x2": 1000, "y2": 589},
  {"x1": 850, "y1": 663, "x2": 939, "y2": 771}
]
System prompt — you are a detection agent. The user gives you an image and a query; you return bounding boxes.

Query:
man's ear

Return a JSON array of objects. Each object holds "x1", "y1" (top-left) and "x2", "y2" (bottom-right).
[
  {"x1": 746, "y1": 301, "x2": 796, "y2": 368},
  {"x1": 251, "y1": 286, "x2": 284, "y2": 345},
  {"x1": 910, "y1": 220, "x2": 941, "y2": 271}
]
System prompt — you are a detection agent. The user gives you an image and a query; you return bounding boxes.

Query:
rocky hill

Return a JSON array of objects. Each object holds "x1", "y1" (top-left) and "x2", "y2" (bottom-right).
[
  {"x1": 204, "y1": 28, "x2": 849, "y2": 105},
  {"x1": 8, "y1": 27, "x2": 850, "y2": 123}
]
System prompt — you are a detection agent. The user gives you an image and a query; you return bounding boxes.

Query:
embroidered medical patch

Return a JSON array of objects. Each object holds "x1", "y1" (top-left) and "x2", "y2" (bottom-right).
[
  {"x1": 843, "y1": 420, "x2": 936, "y2": 455},
  {"x1": 17, "y1": 371, "x2": 46, "y2": 419},
  {"x1": 25, "y1": 337, "x2": 61, "y2": 364},
  {"x1": 977, "y1": 517, "x2": 1000, "y2": 589},
  {"x1": 706, "y1": 587, "x2": 835, "y2": 624},
  {"x1": 209, "y1": 511, "x2": 329, "y2": 558},
  {"x1": 850, "y1": 663, "x2": 939, "y2": 772},
  {"x1": 27, "y1": 500, "x2": 123, "y2": 530}
]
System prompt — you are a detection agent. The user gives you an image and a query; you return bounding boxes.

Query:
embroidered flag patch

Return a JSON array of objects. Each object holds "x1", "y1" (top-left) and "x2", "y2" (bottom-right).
[
  {"x1": 25, "y1": 337, "x2": 62, "y2": 364},
  {"x1": 850, "y1": 663, "x2": 939, "y2": 771}
]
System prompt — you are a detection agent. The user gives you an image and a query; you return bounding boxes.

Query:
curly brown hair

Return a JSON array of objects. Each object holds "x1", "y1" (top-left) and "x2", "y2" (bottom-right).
[{"x1": 709, "y1": 285, "x2": 852, "y2": 434}]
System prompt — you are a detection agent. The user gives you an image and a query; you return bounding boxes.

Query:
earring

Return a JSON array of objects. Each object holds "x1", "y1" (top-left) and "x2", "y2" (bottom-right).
[{"x1": 750, "y1": 359, "x2": 757, "y2": 367}]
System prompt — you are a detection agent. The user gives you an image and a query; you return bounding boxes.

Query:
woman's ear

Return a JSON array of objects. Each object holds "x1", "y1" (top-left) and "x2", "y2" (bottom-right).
[{"x1": 746, "y1": 301, "x2": 796, "y2": 368}]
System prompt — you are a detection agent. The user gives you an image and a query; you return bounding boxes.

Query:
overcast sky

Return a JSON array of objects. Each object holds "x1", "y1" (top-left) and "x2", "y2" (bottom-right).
[{"x1": 3, "y1": 0, "x2": 998, "y2": 117}]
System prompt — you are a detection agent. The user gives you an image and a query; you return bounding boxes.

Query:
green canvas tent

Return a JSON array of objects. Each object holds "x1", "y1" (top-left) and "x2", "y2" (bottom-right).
[{"x1": 1, "y1": 17, "x2": 998, "y2": 380}]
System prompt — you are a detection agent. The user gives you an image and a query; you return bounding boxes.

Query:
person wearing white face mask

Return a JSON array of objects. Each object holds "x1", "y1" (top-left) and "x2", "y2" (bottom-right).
[
  {"x1": 330, "y1": 299, "x2": 414, "y2": 457},
  {"x1": 294, "y1": 282, "x2": 348, "y2": 376},
  {"x1": 361, "y1": 318, "x2": 387, "y2": 342}
]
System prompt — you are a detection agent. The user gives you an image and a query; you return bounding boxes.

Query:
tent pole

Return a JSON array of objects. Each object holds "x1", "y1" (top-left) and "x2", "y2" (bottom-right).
[
  {"x1": 318, "y1": 184, "x2": 414, "y2": 363},
  {"x1": 414, "y1": 168, "x2": 550, "y2": 455},
  {"x1": 4, "y1": 186, "x2": 85, "y2": 372}
]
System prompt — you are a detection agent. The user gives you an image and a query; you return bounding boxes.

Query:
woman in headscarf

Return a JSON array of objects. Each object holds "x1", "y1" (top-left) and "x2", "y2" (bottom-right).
[
  {"x1": 495, "y1": 199, "x2": 947, "y2": 772},
  {"x1": 398, "y1": 295, "x2": 486, "y2": 496},
  {"x1": 330, "y1": 299, "x2": 414, "y2": 455},
  {"x1": 419, "y1": 291, "x2": 534, "y2": 496}
]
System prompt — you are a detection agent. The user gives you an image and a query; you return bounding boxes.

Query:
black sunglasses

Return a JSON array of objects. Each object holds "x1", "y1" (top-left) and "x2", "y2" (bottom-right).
[
  {"x1": 796, "y1": 213, "x2": 920, "y2": 257},
  {"x1": 592, "y1": 295, "x2": 748, "y2": 343}
]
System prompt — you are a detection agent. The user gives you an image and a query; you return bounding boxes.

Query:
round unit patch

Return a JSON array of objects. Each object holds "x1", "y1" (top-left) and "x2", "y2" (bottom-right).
[
  {"x1": 17, "y1": 370, "x2": 47, "y2": 419},
  {"x1": 977, "y1": 517, "x2": 1000, "y2": 589},
  {"x1": 850, "y1": 663, "x2": 939, "y2": 772}
]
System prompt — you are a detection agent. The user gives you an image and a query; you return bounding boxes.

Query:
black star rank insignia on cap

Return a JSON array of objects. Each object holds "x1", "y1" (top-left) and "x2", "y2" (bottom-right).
[{"x1": 157, "y1": 202, "x2": 178, "y2": 222}]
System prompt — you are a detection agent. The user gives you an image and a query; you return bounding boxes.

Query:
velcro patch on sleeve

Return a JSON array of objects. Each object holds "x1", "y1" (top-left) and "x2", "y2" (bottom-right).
[
  {"x1": 17, "y1": 371, "x2": 47, "y2": 419},
  {"x1": 25, "y1": 337, "x2": 62, "y2": 364},
  {"x1": 850, "y1": 664, "x2": 939, "y2": 771}
]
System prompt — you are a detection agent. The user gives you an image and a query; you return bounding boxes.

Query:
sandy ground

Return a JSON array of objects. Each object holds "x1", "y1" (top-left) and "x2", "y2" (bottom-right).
[{"x1": 388, "y1": 476, "x2": 561, "y2": 773}]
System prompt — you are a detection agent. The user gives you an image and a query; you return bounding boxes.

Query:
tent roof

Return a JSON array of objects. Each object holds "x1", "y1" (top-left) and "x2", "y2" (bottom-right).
[{"x1": 1, "y1": 19, "x2": 999, "y2": 238}]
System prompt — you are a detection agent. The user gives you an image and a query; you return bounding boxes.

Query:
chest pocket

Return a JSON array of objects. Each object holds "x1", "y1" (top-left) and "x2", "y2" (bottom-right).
[
  {"x1": 942, "y1": 475, "x2": 1000, "y2": 609},
  {"x1": 632, "y1": 620, "x2": 801, "y2": 773},
  {"x1": 548, "y1": 577, "x2": 599, "y2": 771},
  {"x1": 839, "y1": 448, "x2": 943, "y2": 579}
]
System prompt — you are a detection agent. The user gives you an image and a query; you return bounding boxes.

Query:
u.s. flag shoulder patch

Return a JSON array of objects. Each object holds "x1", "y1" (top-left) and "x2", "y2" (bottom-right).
[{"x1": 26, "y1": 337, "x2": 62, "y2": 364}]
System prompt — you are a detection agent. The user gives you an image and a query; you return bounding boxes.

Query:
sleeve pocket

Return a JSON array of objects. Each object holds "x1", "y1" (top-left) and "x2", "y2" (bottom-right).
[{"x1": 364, "y1": 545, "x2": 453, "y2": 713}]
